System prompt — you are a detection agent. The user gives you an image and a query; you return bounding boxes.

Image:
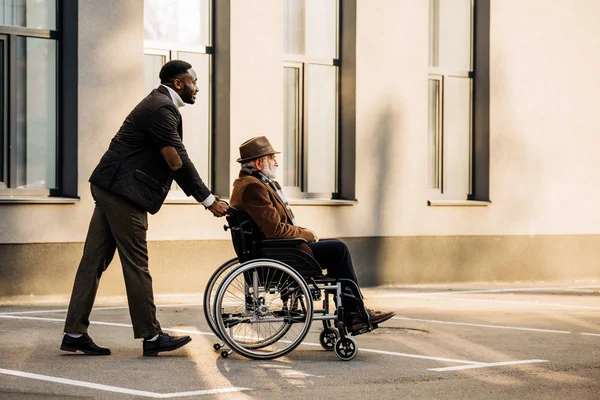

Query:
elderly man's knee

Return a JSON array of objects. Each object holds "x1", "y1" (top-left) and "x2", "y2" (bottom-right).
[{"x1": 333, "y1": 239, "x2": 350, "y2": 255}]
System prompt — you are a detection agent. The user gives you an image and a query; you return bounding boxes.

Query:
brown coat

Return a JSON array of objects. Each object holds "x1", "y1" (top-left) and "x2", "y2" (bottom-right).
[{"x1": 230, "y1": 171, "x2": 317, "y2": 250}]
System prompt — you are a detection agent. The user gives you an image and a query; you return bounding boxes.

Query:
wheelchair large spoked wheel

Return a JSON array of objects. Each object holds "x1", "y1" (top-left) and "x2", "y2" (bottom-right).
[
  {"x1": 213, "y1": 259, "x2": 314, "y2": 360},
  {"x1": 205, "y1": 258, "x2": 293, "y2": 352},
  {"x1": 203, "y1": 257, "x2": 240, "y2": 340}
]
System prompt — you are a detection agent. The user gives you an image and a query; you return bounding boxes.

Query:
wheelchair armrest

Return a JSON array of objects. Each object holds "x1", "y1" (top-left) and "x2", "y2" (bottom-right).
[{"x1": 261, "y1": 238, "x2": 308, "y2": 248}]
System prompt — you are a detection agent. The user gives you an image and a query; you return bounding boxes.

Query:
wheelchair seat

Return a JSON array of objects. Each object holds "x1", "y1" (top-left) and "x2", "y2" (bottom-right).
[{"x1": 225, "y1": 208, "x2": 323, "y2": 278}]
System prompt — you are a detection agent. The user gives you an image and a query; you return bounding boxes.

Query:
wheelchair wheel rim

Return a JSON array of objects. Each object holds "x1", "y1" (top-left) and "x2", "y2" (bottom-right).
[
  {"x1": 203, "y1": 257, "x2": 240, "y2": 339},
  {"x1": 213, "y1": 259, "x2": 314, "y2": 360}
]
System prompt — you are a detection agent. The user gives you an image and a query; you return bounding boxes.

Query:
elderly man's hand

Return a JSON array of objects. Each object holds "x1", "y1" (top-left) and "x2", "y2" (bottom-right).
[
  {"x1": 208, "y1": 200, "x2": 229, "y2": 217},
  {"x1": 307, "y1": 229, "x2": 319, "y2": 242}
]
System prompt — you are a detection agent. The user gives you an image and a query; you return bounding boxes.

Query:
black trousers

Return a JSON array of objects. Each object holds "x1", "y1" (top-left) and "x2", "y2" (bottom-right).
[
  {"x1": 63, "y1": 184, "x2": 161, "y2": 339},
  {"x1": 307, "y1": 239, "x2": 363, "y2": 311}
]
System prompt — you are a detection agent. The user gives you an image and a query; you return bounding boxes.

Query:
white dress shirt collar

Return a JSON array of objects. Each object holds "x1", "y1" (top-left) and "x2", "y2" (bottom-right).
[{"x1": 160, "y1": 84, "x2": 185, "y2": 109}]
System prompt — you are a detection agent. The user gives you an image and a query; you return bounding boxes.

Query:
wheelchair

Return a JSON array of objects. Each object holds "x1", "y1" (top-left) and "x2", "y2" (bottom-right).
[{"x1": 203, "y1": 208, "x2": 377, "y2": 361}]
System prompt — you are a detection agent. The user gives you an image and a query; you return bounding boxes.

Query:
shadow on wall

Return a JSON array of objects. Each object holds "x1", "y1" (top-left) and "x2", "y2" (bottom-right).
[{"x1": 345, "y1": 105, "x2": 398, "y2": 287}]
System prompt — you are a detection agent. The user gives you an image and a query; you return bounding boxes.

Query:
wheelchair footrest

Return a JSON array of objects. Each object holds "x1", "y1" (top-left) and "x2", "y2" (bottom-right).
[{"x1": 350, "y1": 323, "x2": 378, "y2": 336}]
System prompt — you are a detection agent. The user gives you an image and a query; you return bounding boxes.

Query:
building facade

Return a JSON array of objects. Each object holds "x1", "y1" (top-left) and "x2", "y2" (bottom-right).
[{"x1": 1, "y1": 0, "x2": 599, "y2": 297}]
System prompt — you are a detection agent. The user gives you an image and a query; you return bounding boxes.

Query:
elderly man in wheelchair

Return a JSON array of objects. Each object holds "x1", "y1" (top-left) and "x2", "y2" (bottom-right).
[{"x1": 203, "y1": 136, "x2": 394, "y2": 361}]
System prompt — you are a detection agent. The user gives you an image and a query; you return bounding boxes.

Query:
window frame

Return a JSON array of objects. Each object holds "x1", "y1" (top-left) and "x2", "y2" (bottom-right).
[
  {"x1": 0, "y1": 34, "x2": 7, "y2": 190},
  {"x1": 0, "y1": 0, "x2": 76, "y2": 201},
  {"x1": 282, "y1": 0, "x2": 341, "y2": 200},
  {"x1": 427, "y1": 0, "x2": 490, "y2": 204},
  {"x1": 428, "y1": 0, "x2": 474, "y2": 200}
]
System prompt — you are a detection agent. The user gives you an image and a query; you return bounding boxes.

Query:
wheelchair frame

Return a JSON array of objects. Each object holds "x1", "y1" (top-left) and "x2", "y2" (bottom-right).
[{"x1": 203, "y1": 208, "x2": 376, "y2": 361}]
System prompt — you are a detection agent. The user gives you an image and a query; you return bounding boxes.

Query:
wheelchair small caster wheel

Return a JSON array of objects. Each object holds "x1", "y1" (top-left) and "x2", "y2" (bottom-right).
[
  {"x1": 213, "y1": 343, "x2": 222, "y2": 351},
  {"x1": 221, "y1": 350, "x2": 229, "y2": 358},
  {"x1": 335, "y1": 337, "x2": 357, "y2": 361},
  {"x1": 319, "y1": 328, "x2": 338, "y2": 351}
]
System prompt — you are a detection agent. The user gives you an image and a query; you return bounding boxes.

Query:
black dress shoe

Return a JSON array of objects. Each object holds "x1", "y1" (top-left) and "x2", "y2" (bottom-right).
[
  {"x1": 143, "y1": 332, "x2": 192, "y2": 356},
  {"x1": 60, "y1": 334, "x2": 111, "y2": 356}
]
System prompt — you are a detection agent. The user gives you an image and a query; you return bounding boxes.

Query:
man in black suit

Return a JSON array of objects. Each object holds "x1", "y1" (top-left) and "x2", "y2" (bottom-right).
[{"x1": 61, "y1": 60, "x2": 229, "y2": 356}]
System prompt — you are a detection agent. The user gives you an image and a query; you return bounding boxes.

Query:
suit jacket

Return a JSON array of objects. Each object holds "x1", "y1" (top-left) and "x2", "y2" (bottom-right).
[
  {"x1": 230, "y1": 170, "x2": 316, "y2": 253},
  {"x1": 89, "y1": 86, "x2": 211, "y2": 214}
]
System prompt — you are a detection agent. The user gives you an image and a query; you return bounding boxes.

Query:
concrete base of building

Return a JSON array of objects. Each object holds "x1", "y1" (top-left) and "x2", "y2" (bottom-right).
[{"x1": 1, "y1": 235, "x2": 599, "y2": 297}]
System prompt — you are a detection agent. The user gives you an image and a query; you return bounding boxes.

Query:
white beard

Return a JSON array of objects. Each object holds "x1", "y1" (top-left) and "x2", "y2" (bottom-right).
[{"x1": 262, "y1": 163, "x2": 278, "y2": 180}]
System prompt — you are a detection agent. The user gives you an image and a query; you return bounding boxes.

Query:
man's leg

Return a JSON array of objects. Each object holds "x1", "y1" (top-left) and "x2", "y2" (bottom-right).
[
  {"x1": 91, "y1": 185, "x2": 161, "y2": 339},
  {"x1": 63, "y1": 190, "x2": 117, "y2": 334},
  {"x1": 307, "y1": 238, "x2": 358, "y2": 283},
  {"x1": 95, "y1": 186, "x2": 191, "y2": 354},
  {"x1": 307, "y1": 238, "x2": 395, "y2": 331},
  {"x1": 307, "y1": 238, "x2": 362, "y2": 310}
]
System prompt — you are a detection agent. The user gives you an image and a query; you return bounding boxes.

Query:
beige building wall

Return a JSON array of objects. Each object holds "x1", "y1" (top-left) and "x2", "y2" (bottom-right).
[
  {"x1": 1, "y1": 0, "x2": 600, "y2": 297},
  {"x1": 348, "y1": 0, "x2": 600, "y2": 238}
]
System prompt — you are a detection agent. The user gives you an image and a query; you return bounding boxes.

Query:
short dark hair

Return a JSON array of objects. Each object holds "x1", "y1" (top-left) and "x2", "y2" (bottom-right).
[{"x1": 159, "y1": 60, "x2": 192, "y2": 83}]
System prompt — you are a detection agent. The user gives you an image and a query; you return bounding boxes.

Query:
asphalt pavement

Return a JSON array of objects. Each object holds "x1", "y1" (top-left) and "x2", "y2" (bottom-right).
[{"x1": 1, "y1": 280, "x2": 599, "y2": 399}]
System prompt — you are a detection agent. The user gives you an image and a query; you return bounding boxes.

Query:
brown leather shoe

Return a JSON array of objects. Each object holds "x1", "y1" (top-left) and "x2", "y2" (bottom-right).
[{"x1": 347, "y1": 309, "x2": 396, "y2": 332}]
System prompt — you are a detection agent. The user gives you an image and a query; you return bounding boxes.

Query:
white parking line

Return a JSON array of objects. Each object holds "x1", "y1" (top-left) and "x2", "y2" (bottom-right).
[
  {"x1": 0, "y1": 368, "x2": 250, "y2": 398},
  {"x1": 428, "y1": 359, "x2": 548, "y2": 372},
  {"x1": 371, "y1": 285, "x2": 600, "y2": 297},
  {"x1": 437, "y1": 297, "x2": 600, "y2": 310},
  {"x1": 0, "y1": 315, "x2": 214, "y2": 336},
  {"x1": 581, "y1": 332, "x2": 600, "y2": 337},
  {"x1": 394, "y1": 317, "x2": 571, "y2": 334},
  {"x1": 371, "y1": 294, "x2": 600, "y2": 311},
  {"x1": 0, "y1": 307, "x2": 128, "y2": 315},
  {"x1": 0, "y1": 315, "x2": 72, "y2": 323},
  {"x1": 0, "y1": 303, "x2": 204, "y2": 316},
  {"x1": 298, "y1": 342, "x2": 482, "y2": 365},
  {"x1": 369, "y1": 285, "x2": 600, "y2": 297}
]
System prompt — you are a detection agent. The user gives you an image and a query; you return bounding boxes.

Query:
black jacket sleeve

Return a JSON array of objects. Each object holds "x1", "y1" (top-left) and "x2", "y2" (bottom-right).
[{"x1": 149, "y1": 105, "x2": 211, "y2": 202}]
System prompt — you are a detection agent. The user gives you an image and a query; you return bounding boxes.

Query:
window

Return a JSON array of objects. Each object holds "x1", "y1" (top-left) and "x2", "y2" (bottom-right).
[
  {"x1": 283, "y1": 0, "x2": 339, "y2": 198},
  {"x1": 0, "y1": 0, "x2": 59, "y2": 195},
  {"x1": 143, "y1": 0, "x2": 212, "y2": 196},
  {"x1": 428, "y1": 0, "x2": 474, "y2": 199},
  {"x1": 428, "y1": 0, "x2": 490, "y2": 202}
]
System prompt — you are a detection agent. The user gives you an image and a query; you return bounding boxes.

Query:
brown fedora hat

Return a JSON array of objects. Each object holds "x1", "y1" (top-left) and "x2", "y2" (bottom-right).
[{"x1": 236, "y1": 136, "x2": 280, "y2": 163}]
